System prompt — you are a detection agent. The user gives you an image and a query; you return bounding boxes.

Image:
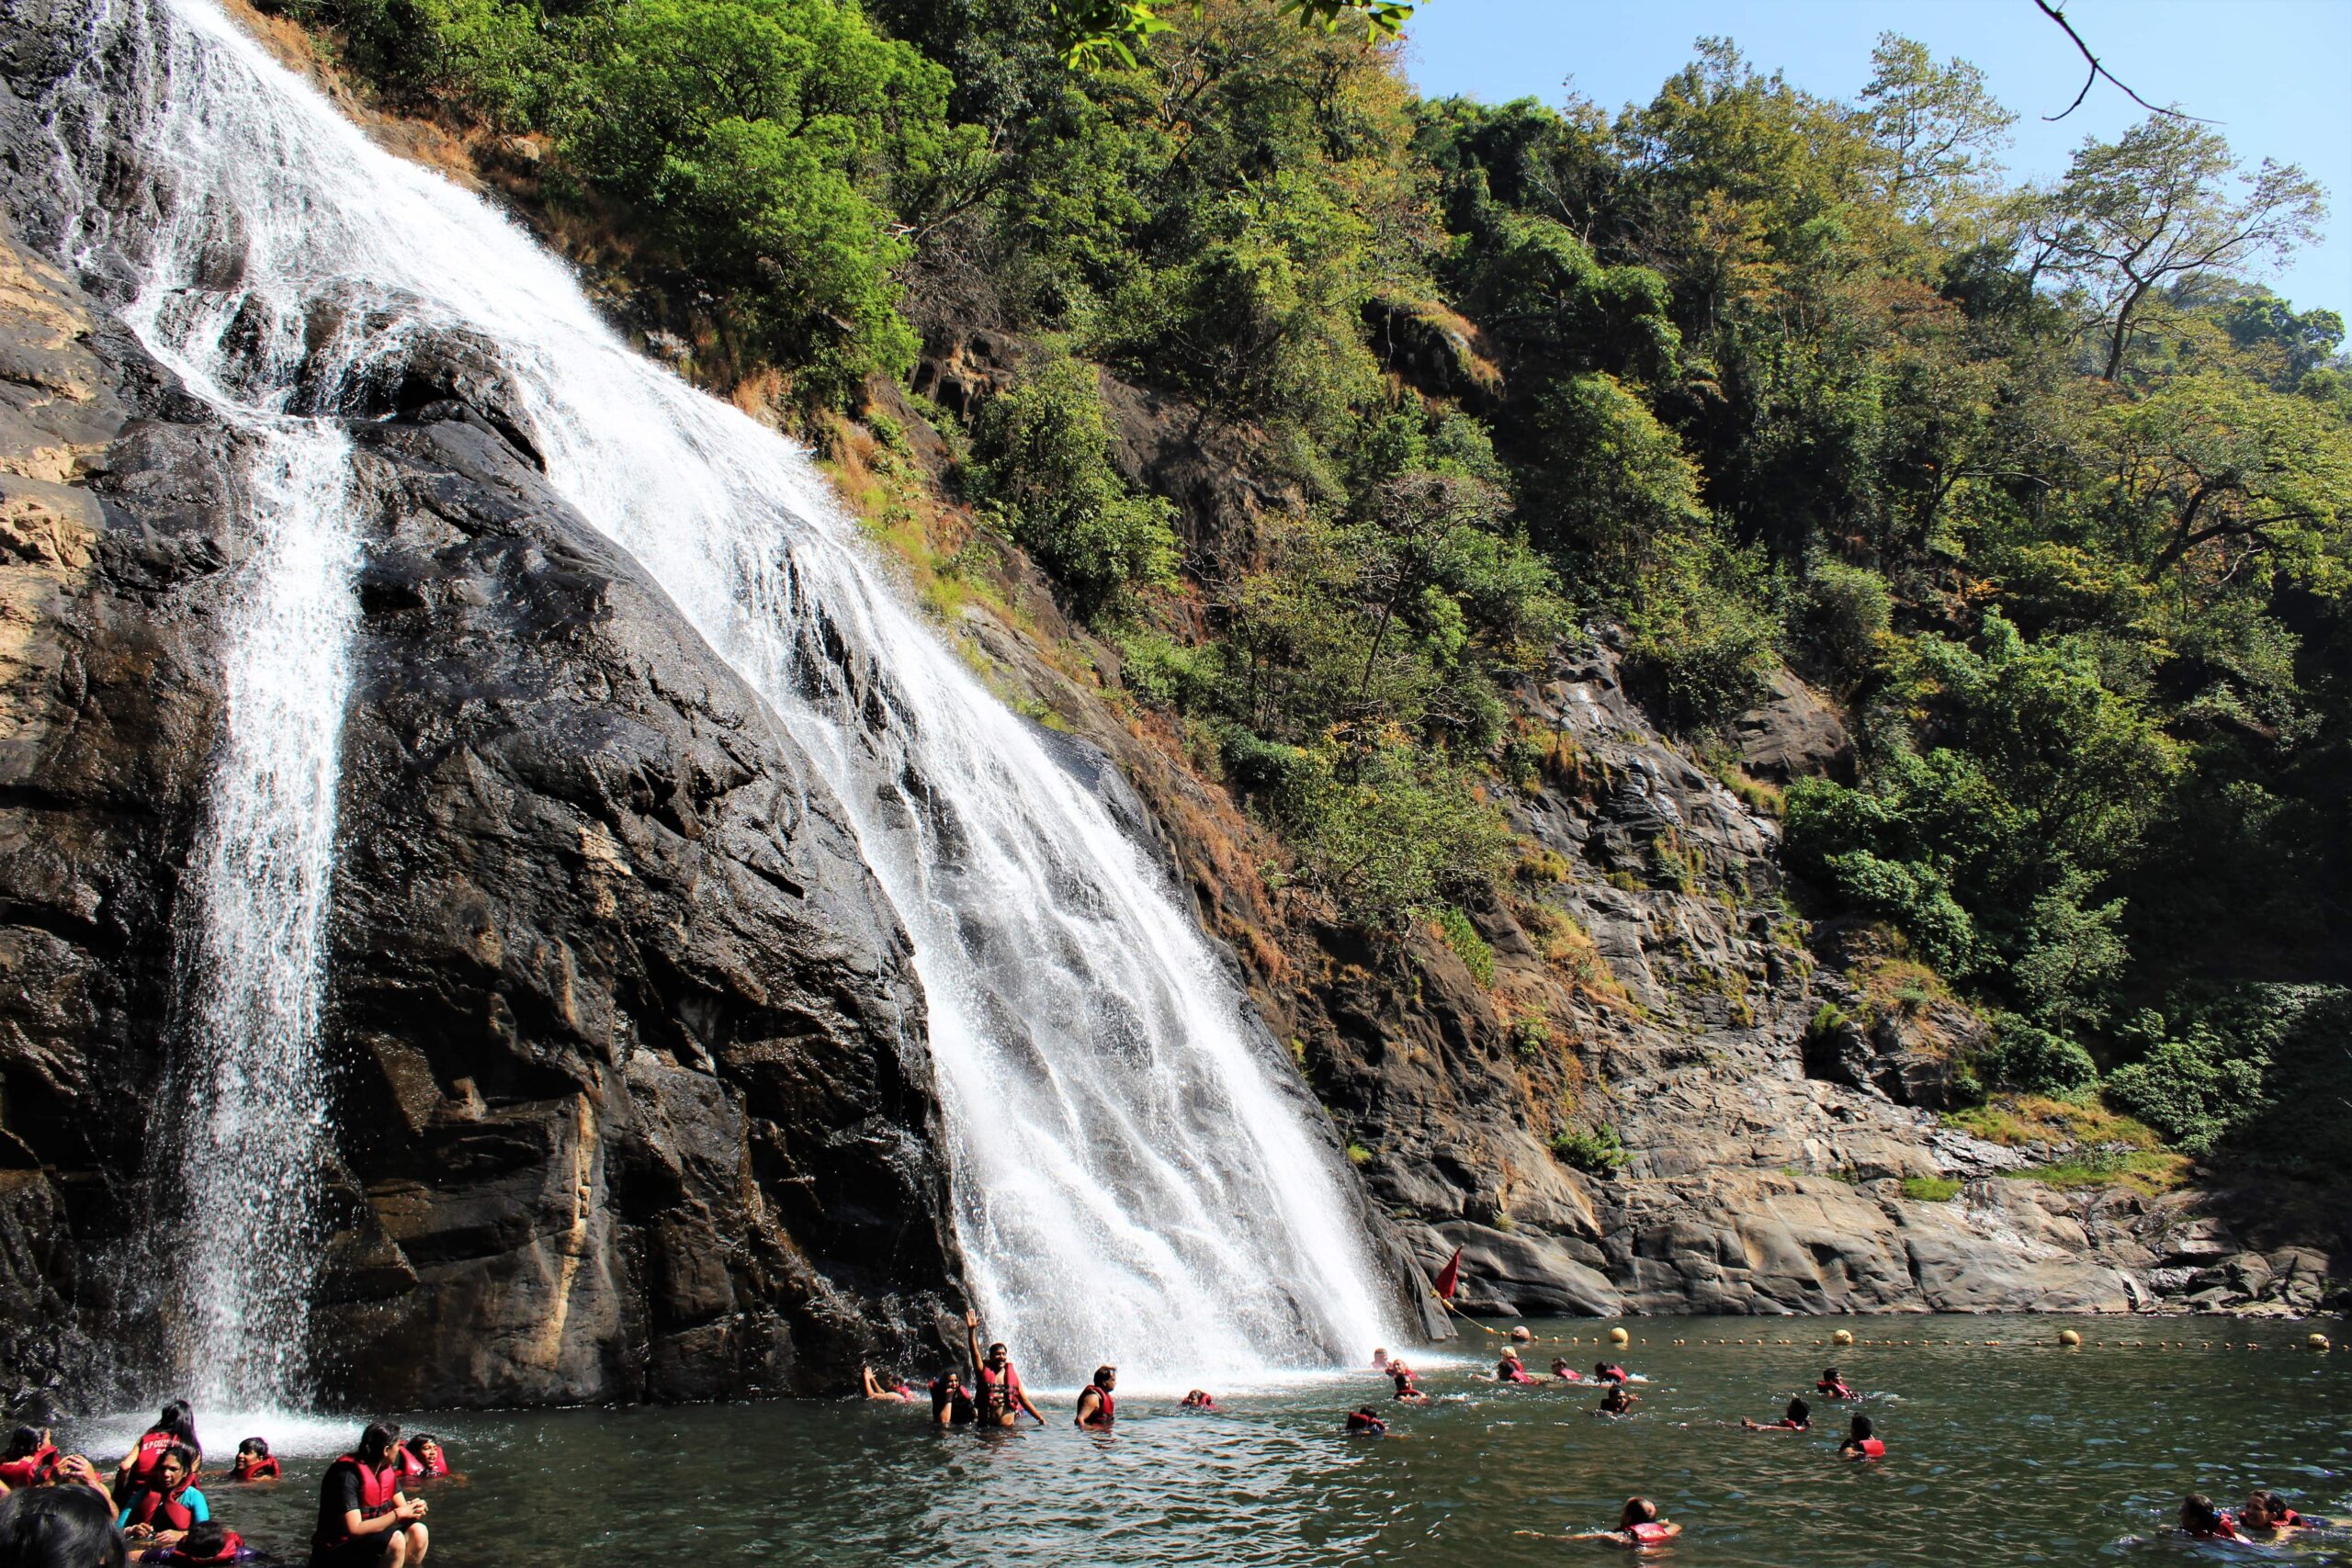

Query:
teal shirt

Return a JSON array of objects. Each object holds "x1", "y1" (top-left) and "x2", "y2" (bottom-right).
[{"x1": 119, "y1": 1486, "x2": 209, "y2": 1529}]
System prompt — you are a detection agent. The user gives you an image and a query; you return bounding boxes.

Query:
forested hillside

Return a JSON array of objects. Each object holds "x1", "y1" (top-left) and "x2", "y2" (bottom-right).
[{"x1": 268, "y1": 0, "x2": 2351, "y2": 1176}]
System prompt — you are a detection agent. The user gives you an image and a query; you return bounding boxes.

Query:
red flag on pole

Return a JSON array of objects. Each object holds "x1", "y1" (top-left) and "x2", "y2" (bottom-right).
[{"x1": 1433, "y1": 1247, "x2": 1462, "y2": 1302}]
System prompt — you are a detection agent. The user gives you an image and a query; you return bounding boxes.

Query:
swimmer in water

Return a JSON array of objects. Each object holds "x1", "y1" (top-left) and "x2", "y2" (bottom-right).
[
  {"x1": 1838, "y1": 1414, "x2": 1884, "y2": 1459},
  {"x1": 2179, "y1": 1494, "x2": 2250, "y2": 1541},
  {"x1": 1742, "y1": 1396, "x2": 1810, "y2": 1432},
  {"x1": 1494, "y1": 1348, "x2": 1536, "y2": 1384},
  {"x1": 1816, "y1": 1367, "x2": 1855, "y2": 1399},
  {"x1": 1074, "y1": 1367, "x2": 1117, "y2": 1429},
  {"x1": 1344, "y1": 1407, "x2": 1388, "y2": 1436},
  {"x1": 1372, "y1": 1348, "x2": 1390, "y2": 1372},
  {"x1": 2238, "y1": 1492, "x2": 2318, "y2": 1535},
  {"x1": 225, "y1": 1440, "x2": 279, "y2": 1483},
  {"x1": 965, "y1": 1310, "x2": 1046, "y2": 1427},
  {"x1": 1568, "y1": 1496, "x2": 1679, "y2": 1546},
  {"x1": 1597, "y1": 1382, "x2": 1638, "y2": 1416},
  {"x1": 1179, "y1": 1391, "x2": 1217, "y2": 1412},
  {"x1": 1593, "y1": 1361, "x2": 1628, "y2": 1383},
  {"x1": 1391, "y1": 1368, "x2": 1430, "y2": 1405},
  {"x1": 930, "y1": 1368, "x2": 975, "y2": 1427},
  {"x1": 860, "y1": 1367, "x2": 921, "y2": 1404},
  {"x1": 1548, "y1": 1358, "x2": 1582, "y2": 1382}
]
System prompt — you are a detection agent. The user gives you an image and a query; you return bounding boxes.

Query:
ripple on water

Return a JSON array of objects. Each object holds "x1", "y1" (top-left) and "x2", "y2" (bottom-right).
[{"x1": 52, "y1": 1314, "x2": 2352, "y2": 1567}]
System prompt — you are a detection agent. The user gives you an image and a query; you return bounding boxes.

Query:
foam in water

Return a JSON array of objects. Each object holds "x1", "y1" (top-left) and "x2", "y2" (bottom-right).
[{"x1": 43, "y1": 0, "x2": 1402, "y2": 1398}]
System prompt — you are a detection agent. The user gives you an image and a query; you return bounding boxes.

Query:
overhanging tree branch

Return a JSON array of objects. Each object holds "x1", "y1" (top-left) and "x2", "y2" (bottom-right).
[{"x1": 2032, "y1": 0, "x2": 2214, "y2": 123}]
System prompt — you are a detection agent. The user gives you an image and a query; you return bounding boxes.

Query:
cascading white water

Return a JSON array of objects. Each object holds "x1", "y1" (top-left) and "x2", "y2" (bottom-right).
[
  {"x1": 44, "y1": 0, "x2": 1401, "y2": 1391},
  {"x1": 159, "y1": 427, "x2": 361, "y2": 1409}
]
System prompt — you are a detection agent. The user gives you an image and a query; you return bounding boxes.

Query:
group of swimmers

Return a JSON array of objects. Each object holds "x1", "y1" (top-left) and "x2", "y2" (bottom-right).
[
  {"x1": 860, "y1": 1321, "x2": 2329, "y2": 1551},
  {"x1": 0, "y1": 1402, "x2": 456, "y2": 1568}
]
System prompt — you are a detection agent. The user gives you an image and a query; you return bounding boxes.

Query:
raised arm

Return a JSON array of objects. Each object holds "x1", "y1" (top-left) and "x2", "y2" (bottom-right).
[{"x1": 965, "y1": 1308, "x2": 984, "y2": 1381}]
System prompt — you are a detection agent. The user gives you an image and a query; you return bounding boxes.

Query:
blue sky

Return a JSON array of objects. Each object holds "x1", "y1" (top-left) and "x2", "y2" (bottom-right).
[{"x1": 1400, "y1": 0, "x2": 2352, "y2": 321}]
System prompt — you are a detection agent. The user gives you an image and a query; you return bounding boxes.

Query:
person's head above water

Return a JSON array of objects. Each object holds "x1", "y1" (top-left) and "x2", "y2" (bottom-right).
[
  {"x1": 154, "y1": 1401, "x2": 198, "y2": 1447},
  {"x1": 175, "y1": 1521, "x2": 233, "y2": 1562},
  {"x1": 3, "y1": 1427, "x2": 44, "y2": 1462},
  {"x1": 1823, "y1": 1367, "x2": 1841, "y2": 1382},
  {"x1": 233, "y1": 1438, "x2": 268, "y2": 1461},
  {"x1": 2239, "y1": 1495, "x2": 2276, "y2": 1529},
  {"x1": 2181, "y1": 1495, "x2": 2226, "y2": 1533},
  {"x1": 986, "y1": 1342, "x2": 1011, "y2": 1369},
  {"x1": 152, "y1": 1445, "x2": 195, "y2": 1492},
  {"x1": 0, "y1": 1483, "x2": 127, "y2": 1568},
  {"x1": 1619, "y1": 1497, "x2": 1659, "y2": 1529},
  {"x1": 1372, "y1": 1348, "x2": 1388, "y2": 1368},
  {"x1": 1787, "y1": 1397, "x2": 1811, "y2": 1424},
  {"x1": 355, "y1": 1421, "x2": 402, "y2": 1467},
  {"x1": 1091, "y1": 1366, "x2": 1117, "y2": 1391},
  {"x1": 1849, "y1": 1414, "x2": 1874, "y2": 1439}
]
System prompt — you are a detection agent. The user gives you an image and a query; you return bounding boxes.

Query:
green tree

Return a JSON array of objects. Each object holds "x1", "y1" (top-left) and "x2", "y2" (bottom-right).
[
  {"x1": 1855, "y1": 33, "x2": 2014, "y2": 232},
  {"x1": 2025, "y1": 117, "x2": 2326, "y2": 380}
]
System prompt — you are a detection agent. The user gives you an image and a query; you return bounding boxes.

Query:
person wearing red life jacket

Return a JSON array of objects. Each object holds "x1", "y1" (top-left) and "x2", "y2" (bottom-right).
[
  {"x1": 0, "y1": 1427, "x2": 60, "y2": 1490},
  {"x1": 311, "y1": 1421, "x2": 429, "y2": 1568},
  {"x1": 964, "y1": 1310, "x2": 1046, "y2": 1428},
  {"x1": 1567, "y1": 1496, "x2": 1680, "y2": 1547},
  {"x1": 117, "y1": 1445, "x2": 209, "y2": 1551},
  {"x1": 1815, "y1": 1367, "x2": 1856, "y2": 1399},
  {"x1": 397, "y1": 1437, "x2": 454, "y2": 1484},
  {"x1": 1343, "y1": 1407, "x2": 1387, "y2": 1436},
  {"x1": 1838, "y1": 1414, "x2": 1885, "y2": 1459},
  {"x1": 2178, "y1": 1494, "x2": 2250, "y2": 1541},
  {"x1": 1494, "y1": 1349, "x2": 1535, "y2": 1385},
  {"x1": 860, "y1": 1368, "x2": 922, "y2": 1404},
  {"x1": 1074, "y1": 1366, "x2": 1117, "y2": 1428},
  {"x1": 1593, "y1": 1362, "x2": 1629, "y2": 1383},
  {"x1": 1742, "y1": 1396, "x2": 1811, "y2": 1432},
  {"x1": 226, "y1": 1439, "x2": 280, "y2": 1484},
  {"x1": 116, "y1": 1402, "x2": 200, "y2": 1497},
  {"x1": 1546, "y1": 1359, "x2": 1583, "y2": 1383},
  {"x1": 1178, "y1": 1390, "x2": 1217, "y2": 1412},
  {"x1": 143, "y1": 1518, "x2": 256, "y2": 1565},
  {"x1": 1597, "y1": 1382, "x2": 1639, "y2": 1416},
  {"x1": 1389, "y1": 1368, "x2": 1429, "y2": 1405},
  {"x1": 2235, "y1": 1492, "x2": 2321, "y2": 1536}
]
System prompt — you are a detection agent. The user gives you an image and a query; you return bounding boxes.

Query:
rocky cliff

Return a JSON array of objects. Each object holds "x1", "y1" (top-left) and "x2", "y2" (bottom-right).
[
  {"x1": 0, "y1": 209, "x2": 965, "y2": 1408},
  {"x1": 907, "y1": 348, "x2": 2349, "y2": 1327}
]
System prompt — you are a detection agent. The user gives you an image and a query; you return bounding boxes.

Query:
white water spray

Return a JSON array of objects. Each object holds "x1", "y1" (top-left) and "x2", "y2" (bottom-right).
[{"x1": 42, "y1": 0, "x2": 1399, "y2": 1393}]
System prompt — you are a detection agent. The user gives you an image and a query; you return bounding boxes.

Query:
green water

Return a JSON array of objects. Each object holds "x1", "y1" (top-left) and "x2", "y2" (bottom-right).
[{"x1": 75, "y1": 1315, "x2": 2350, "y2": 1566}]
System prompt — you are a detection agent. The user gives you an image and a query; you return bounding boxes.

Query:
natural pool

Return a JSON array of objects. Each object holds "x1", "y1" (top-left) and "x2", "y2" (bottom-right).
[{"x1": 71, "y1": 1314, "x2": 2349, "y2": 1566}]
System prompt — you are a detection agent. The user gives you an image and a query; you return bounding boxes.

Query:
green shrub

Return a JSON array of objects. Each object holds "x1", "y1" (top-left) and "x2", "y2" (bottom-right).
[
  {"x1": 1435, "y1": 907, "x2": 1497, "y2": 987},
  {"x1": 1980, "y1": 1016, "x2": 2098, "y2": 1099},
  {"x1": 970, "y1": 346, "x2": 1177, "y2": 618},
  {"x1": 1268, "y1": 737, "x2": 1512, "y2": 929},
  {"x1": 2102, "y1": 1021, "x2": 2263, "y2": 1155},
  {"x1": 1550, "y1": 1123, "x2": 1628, "y2": 1175},
  {"x1": 1346, "y1": 1142, "x2": 1373, "y2": 1165},
  {"x1": 1899, "y1": 1175, "x2": 1962, "y2": 1201},
  {"x1": 1510, "y1": 1011, "x2": 1554, "y2": 1056},
  {"x1": 1788, "y1": 559, "x2": 1891, "y2": 692}
]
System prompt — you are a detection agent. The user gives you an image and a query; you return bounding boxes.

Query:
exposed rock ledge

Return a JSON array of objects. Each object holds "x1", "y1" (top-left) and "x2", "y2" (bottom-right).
[{"x1": 0, "y1": 209, "x2": 965, "y2": 1408}]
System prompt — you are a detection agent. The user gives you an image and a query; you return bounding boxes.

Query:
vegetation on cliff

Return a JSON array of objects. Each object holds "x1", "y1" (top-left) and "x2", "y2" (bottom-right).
[{"x1": 270, "y1": 0, "x2": 2350, "y2": 1175}]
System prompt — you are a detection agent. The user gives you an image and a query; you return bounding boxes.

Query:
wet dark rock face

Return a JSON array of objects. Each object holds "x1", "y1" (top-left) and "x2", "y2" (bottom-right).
[{"x1": 0, "y1": 210, "x2": 965, "y2": 1408}]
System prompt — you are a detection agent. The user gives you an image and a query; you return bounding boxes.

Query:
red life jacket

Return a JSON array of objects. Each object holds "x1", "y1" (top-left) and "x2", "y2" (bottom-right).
[
  {"x1": 312, "y1": 1456, "x2": 400, "y2": 1550},
  {"x1": 164, "y1": 1529, "x2": 246, "y2": 1565},
  {"x1": 1345, "y1": 1412, "x2": 1386, "y2": 1435},
  {"x1": 977, "y1": 1362, "x2": 1024, "y2": 1420},
  {"x1": 2276, "y1": 1510, "x2": 2304, "y2": 1527},
  {"x1": 129, "y1": 1483, "x2": 197, "y2": 1534},
  {"x1": 126, "y1": 1430, "x2": 176, "y2": 1485},
  {"x1": 1600, "y1": 1365, "x2": 1628, "y2": 1382},
  {"x1": 398, "y1": 1448, "x2": 448, "y2": 1479},
  {"x1": 0, "y1": 1444, "x2": 57, "y2": 1488},
  {"x1": 1629, "y1": 1521, "x2": 1672, "y2": 1543},
  {"x1": 1818, "y1": 1380, "x2": 1855, "y2": 1397},
  {"x1": 1079, "y1": 1384, "x2": 1114, "y2": 1427},
  {"x1": 231, "y1": 1455, "x2": 281, "y2": 1482},
  {"x1": 1854, "y1": 1438, "x2": 1885, "y2": 1458}
]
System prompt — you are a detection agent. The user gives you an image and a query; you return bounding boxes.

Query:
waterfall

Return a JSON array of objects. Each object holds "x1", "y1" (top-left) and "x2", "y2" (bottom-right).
[{"x1": 40, "y1": 0, "x2": 1399, "y2": 1392}]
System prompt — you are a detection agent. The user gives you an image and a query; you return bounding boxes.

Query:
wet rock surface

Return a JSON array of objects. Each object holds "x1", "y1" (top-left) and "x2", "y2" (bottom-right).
[{"x1": 0, "y1": 209, "x2": 966, "y2": 1406}]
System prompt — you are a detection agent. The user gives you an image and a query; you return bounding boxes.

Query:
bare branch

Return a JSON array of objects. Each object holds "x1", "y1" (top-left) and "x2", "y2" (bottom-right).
[{"x1": 2032, "y1": 0, "x2": 2215, "y2": 124}]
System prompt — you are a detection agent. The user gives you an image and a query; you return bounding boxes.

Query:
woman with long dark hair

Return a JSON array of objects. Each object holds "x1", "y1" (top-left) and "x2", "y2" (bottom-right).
[
  {"x1": 114, "y1": 1403, "x2": 199, "y2": 1495},
  {"x1": 310, "y1": 1423, "x2": 428, "y2": 1568}
]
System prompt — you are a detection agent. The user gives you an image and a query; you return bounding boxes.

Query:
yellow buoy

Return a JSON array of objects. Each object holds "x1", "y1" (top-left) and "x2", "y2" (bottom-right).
[
  {"x1": 2058, "y1": 1329, "x2": 2082, "y2": 1347},
  {"x1": 2308, "y1": 1333, "x2": 2330, "y2": 1352},
  {"x1": 1832, "y1": 1328, "x2": 1855, "y2": 1347},
  {"x1": 1608, "y1": 1325, "x2": 1630, "y2": 1348}
]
